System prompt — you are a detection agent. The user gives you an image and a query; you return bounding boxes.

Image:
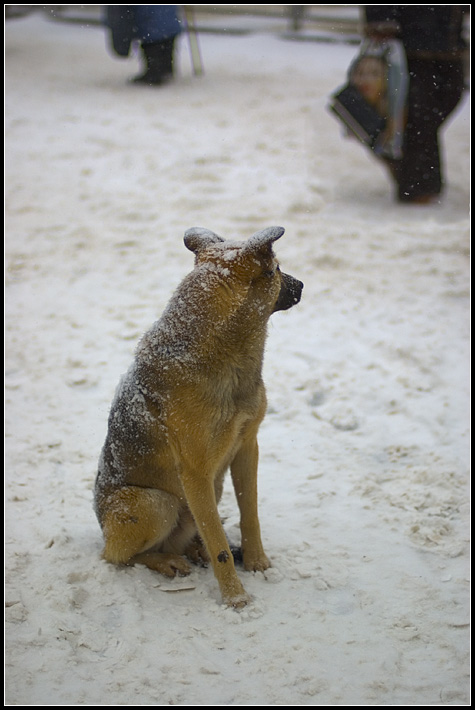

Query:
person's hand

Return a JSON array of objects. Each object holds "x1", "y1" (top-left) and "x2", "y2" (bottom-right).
[{"x1": 364, "y1": 21, "x2": 400, "y2": 40}]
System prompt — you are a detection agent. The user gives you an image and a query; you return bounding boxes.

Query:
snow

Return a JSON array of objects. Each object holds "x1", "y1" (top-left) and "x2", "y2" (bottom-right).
[{"x1": 5, "y1": 12, "x2": 470, "y2": 706}]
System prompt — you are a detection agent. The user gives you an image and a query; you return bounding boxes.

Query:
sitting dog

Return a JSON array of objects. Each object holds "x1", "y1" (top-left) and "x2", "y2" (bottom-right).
[{"x1": 94, "y1": 226, "x2": 303, "y2": 607}]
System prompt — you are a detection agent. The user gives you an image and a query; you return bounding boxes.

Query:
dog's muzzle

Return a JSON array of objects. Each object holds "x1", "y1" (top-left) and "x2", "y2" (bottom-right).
[{"x1": 273, "y1": 272, "x2": 304, "y2": 312}]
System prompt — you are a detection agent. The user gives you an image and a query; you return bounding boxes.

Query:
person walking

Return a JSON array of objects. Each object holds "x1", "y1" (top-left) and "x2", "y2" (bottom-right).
[
  {"x1": 105, "y1": 5, "x2": 183, "y2": 86},
  {"x1": 364, "y1": 6, "x2": 468, "y2": 203}
]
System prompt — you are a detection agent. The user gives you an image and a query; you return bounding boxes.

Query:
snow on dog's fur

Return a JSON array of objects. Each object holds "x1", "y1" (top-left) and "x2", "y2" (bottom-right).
[{"x1": 94, "y1": 226, "x2": 303, "y2": 607}]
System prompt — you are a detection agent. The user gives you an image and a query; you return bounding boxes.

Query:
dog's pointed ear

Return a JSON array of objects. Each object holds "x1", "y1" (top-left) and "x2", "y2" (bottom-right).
[
  {"x1": 184, "y1": 227, "x2": 225, "y2": 254},
  {"x1": 245, "y1": 226, "x2": 285, "y2": 254}
]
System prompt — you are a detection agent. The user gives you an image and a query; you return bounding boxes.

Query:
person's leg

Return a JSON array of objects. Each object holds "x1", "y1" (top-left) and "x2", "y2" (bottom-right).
[
  {"x1": 134, "y1": 37, "x2": 176, "y2": 85},
  {"x1": 396, "y1": 58, "x2": 464, "y2": 202}
]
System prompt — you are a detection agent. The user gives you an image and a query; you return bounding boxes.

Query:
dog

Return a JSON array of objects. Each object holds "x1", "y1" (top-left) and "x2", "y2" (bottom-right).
[{"x1": 94, "y1": 226, "x2": 303, "y2": 607}]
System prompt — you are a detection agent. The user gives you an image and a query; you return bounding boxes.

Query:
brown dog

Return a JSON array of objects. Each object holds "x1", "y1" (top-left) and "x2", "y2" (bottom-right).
[{"x1": 94, "y1": 226, "x2": 303, "y2": 607}]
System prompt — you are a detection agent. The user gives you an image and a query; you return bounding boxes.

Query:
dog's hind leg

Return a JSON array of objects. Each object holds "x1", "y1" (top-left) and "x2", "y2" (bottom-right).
[
  {"x1": 100, "y1": 486, "x2": 192, "y2": 577},
  {"x1": 161, "y1": 507, "x2": 207, "y2": 563}
]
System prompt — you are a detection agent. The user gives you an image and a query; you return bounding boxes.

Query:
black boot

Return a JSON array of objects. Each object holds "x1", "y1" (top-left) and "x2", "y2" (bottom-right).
[{"x1": 133, "y1": 39, "x2": 175, "y2": 85}]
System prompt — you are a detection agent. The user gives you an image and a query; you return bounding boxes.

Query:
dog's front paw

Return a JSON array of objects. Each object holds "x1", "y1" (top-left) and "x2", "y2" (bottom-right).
[
  {"x1": 225, "y1": 591, "x2": 252, "y2": 609},
  {"x1": 243, "y1": 550, "x2": 271, "y2": 573}
]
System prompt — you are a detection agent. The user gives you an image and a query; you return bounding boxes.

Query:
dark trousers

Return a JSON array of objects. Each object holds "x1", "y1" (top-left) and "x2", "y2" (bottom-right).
[{"x1": 396, "y1": 56, "x2": 465, "y2": 201}]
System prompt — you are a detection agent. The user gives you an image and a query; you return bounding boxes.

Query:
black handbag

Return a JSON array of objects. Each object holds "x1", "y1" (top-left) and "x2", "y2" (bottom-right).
[
  {"x1": 106, "y1": 6, "x2": 136, "y2": 57},
  {"x1": 329, "y1": 83, "x2": 386, "y2": 149}
]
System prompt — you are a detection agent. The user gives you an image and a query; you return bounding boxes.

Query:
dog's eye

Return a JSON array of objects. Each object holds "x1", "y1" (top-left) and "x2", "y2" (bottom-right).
[{"x1": 263, "y1": 265, "x2": 280, "y2": 278}]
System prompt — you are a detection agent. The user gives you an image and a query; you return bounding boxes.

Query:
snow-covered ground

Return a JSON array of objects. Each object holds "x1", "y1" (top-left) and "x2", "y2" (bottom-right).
[{"x1": 5, "y1": 11, "x2": 470, "y2": 706}]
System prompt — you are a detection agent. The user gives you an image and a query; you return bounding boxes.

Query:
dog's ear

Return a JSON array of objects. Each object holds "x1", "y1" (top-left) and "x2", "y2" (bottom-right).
[
  {"x1": 245, "y1": 226, "x2": 285, "y2": 254},
  {"x1": 184, "y1": 227, "x2": 225, "y2": 255}
]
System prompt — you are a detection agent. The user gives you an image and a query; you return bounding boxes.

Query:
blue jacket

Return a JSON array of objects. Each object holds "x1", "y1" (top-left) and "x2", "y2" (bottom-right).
[{"x1": 106, "y1": 6, "x2": 182, "y2": 56}]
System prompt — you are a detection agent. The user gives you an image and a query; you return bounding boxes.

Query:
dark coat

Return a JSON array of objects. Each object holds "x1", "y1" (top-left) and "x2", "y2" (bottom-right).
[
  {"x1": 364, "y1": 6, "x2": 468, "y2": 55},
  {"x1": 105, "y1": 5, "x2": 182, "y2": 57}
]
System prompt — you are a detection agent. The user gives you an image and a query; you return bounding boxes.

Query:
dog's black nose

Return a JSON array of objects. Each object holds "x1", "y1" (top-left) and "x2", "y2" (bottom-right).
[{"x1": 274, "y1": 273, "x2": 303, "y2": 312}]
